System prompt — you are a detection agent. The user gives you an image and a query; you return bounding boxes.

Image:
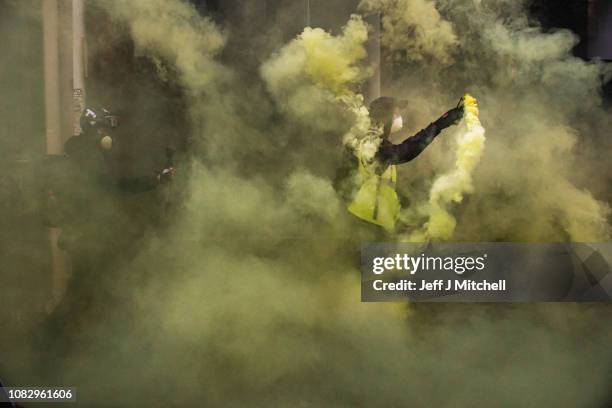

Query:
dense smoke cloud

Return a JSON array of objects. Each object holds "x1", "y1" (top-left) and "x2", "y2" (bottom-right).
[
  {"x1": 361, "y1": 0, "x2": 612, "y2": 241},
  {"x1": 0, "y1": 0, "x2": 611, "y2": 407},
  {"x1": 261, "y1": 14, "x2": 370, "y2": 137},
  {"x1": 360, "y1": 0, "x2": 458, "y2": 64}
]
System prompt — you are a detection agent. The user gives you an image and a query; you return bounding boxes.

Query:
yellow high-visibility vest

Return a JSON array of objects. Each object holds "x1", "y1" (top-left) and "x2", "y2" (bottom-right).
[{"x1": 347, "y1": 141, "x2": 400, "y2": 231}]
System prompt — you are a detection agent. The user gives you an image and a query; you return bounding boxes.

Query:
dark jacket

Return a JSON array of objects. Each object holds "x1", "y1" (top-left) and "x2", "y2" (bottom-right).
[
  {"x1": 376, "y1": 107, "x2": 463, "y2": 166},
  {"x1": 334, "y1": 107, "x2": 463, "y2": 200}
]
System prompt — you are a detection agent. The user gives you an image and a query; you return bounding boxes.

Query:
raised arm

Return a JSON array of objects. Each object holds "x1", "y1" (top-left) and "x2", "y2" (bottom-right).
[{"x1": 376, "y1": 105, "x2": 464, "y2": 166}]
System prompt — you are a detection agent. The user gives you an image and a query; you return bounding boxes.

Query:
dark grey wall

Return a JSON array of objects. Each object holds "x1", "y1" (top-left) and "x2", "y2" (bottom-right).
[
  {"x1": 0, "y1": 0, "x2": 45, "y2": 159},
  {"x1": 0, "y1": 0, "x2": 52, "y2": 341}
]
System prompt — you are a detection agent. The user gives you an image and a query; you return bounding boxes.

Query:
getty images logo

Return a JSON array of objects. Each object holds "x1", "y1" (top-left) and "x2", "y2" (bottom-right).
[{"x1": 371, "y1": 253, "x2": 488, "y2": 275}]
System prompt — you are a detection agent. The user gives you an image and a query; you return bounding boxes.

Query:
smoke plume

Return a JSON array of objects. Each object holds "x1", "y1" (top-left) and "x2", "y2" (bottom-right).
[
  {"x1": 363, "y1": 0, "x2": 612, "y2": 241},
  {"x1": 404, "y1": 94, "x2": 486, "y2": 241},
  {"x1": 359, "y1": 0, "x2": 459, "y2": 64}
]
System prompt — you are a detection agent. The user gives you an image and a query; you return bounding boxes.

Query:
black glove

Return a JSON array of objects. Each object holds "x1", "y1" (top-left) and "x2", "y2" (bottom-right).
[{"x1": 435, "y1": 98, "x2": 465, "y2": 129}]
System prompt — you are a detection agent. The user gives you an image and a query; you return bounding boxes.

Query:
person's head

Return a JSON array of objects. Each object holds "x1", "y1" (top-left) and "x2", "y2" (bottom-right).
[
  {"x1": 80, "y1": 107, "x2": 119, "y2": 151},
  {"x1": 368, "y1": 97, "x2": 407, "y2": 138}
]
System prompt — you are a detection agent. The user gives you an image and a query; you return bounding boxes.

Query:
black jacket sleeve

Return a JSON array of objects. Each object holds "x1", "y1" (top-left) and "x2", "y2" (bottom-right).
[{"x1": 376, "y1": 106, "x2": 463, "y2": 166}]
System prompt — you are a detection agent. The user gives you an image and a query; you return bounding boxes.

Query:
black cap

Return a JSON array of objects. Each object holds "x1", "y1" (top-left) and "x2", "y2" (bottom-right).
[{"x1": 368, "y1": 97, "x2": 408, "y2": 126}]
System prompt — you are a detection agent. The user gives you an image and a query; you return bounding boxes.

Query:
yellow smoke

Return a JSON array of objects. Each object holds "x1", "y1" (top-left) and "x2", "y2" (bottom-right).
[
  {"x1": 261, "y1": 14, "x2": 374, "y2": 149},
  {"x1": 263, "y1": 17, "x2": 487, "y2": 242},
  {"x1": 359, "y1": 0, "x2": 458, "y2": 64},
  {"x1": 301, "y1": 17, "x2": 369, "y2": 95},
  {"x1": 95, "y1": 0, "x2": 226, "y2": 97},
  {"x1": 262, "y1": 14, "x2": 369, "y2": 97},
  {"x1": 1, "y1": 1, "x2": 611, "y2": 406},
  {"x1": 378, "y1": 1, "x2": 611, "y2": 242}
]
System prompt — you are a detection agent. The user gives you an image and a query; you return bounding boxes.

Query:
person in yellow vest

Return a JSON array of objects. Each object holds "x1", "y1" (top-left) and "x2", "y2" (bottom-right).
[{"x1": 336, "y1": 96, "x2": 464, "y2": 231}]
